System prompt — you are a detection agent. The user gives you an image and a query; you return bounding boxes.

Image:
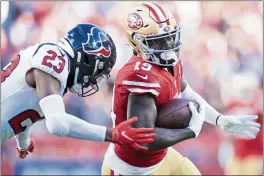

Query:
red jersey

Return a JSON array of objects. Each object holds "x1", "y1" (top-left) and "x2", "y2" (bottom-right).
[{"x1": 112, "y1": 55, "x2": 183, "y2": 167}]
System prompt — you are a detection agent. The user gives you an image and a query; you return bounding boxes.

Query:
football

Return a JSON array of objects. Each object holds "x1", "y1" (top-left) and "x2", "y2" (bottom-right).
[{"x1": 155, "y1": 98, "x2": 199, "y2": 129}]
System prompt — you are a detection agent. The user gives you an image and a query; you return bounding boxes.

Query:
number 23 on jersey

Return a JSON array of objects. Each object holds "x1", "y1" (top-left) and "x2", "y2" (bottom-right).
[
  {"x1": 1, "y1": 50, "x2": 66, "y2": 83},
  {"x1": 42, "y1": 50, "x2": 65, "y2": 73}
]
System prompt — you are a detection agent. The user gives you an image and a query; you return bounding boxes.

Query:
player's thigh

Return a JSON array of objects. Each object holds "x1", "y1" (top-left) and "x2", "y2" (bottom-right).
[
  {"x1": 150, "y1": 153, "x2": 174, "y2": 175},
  {"x1": 175, "y1": 156, "x2": 201, "y2": 175},
  {"x1": 163, "y1": 148, "x2": 200, "y2": 175},
  {"x1": 151, "y1": 147, "x2": 200, "y2": 175},
  {"x1": 101, "y1": 148, "x2": 200, "y2": 176}
]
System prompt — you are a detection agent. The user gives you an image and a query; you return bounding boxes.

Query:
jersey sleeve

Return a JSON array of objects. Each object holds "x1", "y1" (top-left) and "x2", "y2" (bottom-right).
[
  {"x1": 119, "y1": 62, "x2": 161, "y2": 97},
  {"x1": 29, "y1": 44, "x2": 70, "y2": 94}
]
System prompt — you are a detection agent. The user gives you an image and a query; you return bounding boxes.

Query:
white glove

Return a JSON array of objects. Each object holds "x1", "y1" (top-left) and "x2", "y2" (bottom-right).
[
  {"x1": 187, "y1": 102, "x2": 205, "y2": 137},
  {"x1": 217, "y1": 115, "x2": 260, "y2": 139}
]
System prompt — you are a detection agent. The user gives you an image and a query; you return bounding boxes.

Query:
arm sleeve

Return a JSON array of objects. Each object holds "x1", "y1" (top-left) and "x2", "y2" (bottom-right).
[
  {"x1": 181, "y1": 84, "x2": 221, "y2": 125},
  {"x1": 39, "y1": 94, "x2": 107, "y2": 141}
]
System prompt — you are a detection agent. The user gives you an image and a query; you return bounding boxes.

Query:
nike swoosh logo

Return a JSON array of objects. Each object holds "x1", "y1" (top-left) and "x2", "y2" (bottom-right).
[
  {"x1": 136, "y1": 74, "x2": 148, "y2": 80},
  {"x1": 121, "y1": 131, "x2": 133, "y2": 141}
]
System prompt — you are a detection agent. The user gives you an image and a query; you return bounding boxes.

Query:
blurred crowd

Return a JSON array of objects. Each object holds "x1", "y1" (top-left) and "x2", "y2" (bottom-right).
[{"x1": 1, "y1": 1, "x2": 263, "y2": 175}]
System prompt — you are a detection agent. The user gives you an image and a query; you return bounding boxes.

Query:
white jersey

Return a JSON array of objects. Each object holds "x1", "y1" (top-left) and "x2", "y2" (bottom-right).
[{"x1": 1, "y1": 43, "x2": 70, "y2": 142}]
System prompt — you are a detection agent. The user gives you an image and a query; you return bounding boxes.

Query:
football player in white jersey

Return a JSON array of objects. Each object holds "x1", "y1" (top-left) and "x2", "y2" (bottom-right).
[{"x1": 1, "y1": 24, "x2": 156, "y2": 159}]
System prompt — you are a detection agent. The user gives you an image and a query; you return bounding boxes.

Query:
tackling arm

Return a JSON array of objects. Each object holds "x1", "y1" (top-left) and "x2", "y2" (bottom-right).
[
  {"x1": 127, "y1": 93, "x2": 196, "y2": 152},
  {"x1": 33, "y1": 69, "x2": 108, "y2": 141},
  {"x1": 32, "y1": 69, "x2": 155, "y2": 150}
]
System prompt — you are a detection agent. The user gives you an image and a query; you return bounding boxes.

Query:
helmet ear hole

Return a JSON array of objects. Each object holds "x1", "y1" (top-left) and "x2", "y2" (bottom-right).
[
  {"x1": 133, "y1": 50, "x2": 138, "y2": 55},
  {"x1": 142, "y1": 39, "x2": 147, "y2": 45}
]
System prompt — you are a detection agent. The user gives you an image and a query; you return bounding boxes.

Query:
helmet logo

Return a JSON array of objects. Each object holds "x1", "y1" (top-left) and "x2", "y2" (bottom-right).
[
  {"x1": 127, "y1": 13, "x2": 143, "y2": 30},
  {"x1": 83, "y1": 27, "x2": 111, "y2": 58}
]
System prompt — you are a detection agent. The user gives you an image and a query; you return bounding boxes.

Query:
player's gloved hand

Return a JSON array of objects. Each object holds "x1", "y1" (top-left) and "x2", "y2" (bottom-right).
[
  {"x1": 217, "y1": 115, "x2": 260, "y2": 139},
  {"x1": 112, "y1": 116, "x2": 156, "y2": 151},
  {"x1": 17, "y1": 138, "x2": 35, "y2": 159},
  {"x1": 187, "y1": 102, "x2": 205, "y2": 137}
]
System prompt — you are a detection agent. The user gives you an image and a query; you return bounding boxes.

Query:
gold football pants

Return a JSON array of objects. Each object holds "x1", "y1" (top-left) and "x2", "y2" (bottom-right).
[{"x1": 101, "y1": 147, "x2": 201, "y2": 175}]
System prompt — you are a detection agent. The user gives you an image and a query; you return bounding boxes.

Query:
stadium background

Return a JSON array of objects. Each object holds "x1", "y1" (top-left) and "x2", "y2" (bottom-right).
[{"x1": 1, "y1": 1, "x2": 263, "y2": 175}]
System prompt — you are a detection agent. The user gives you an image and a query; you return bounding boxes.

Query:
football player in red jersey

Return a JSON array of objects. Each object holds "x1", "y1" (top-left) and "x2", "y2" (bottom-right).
[{"x1": 101, "y1": 2, "x2": 261, "y2": 175}]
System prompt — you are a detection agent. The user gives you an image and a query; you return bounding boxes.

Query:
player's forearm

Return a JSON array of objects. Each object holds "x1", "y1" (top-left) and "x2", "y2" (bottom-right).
[
  {"x1": 15, "y1": 127, "x2": 31, "y2": 149},
  {"x1": 127, "y1": 93, "x2": 193, "y2": 151},
  {"x1": 46, "y1": 113, "x2": 107, "y2": 141},
  {"x1": 142, "y1": 127, "x2": 195, "y2": 151},
  {"x1": 181, "y1": 84, "x2": 220, "y2": 125},
  {"x1": 39, "y1": 94, "x2": 108, "y2": 141}
]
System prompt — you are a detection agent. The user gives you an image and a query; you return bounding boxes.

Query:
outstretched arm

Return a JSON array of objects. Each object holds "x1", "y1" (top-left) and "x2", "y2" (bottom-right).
[
  {"x1": 181, "y1": 77, "x2": 260, "y2": 139},
  {"x1": 127, "y1": 93, "x2": 204, "y2": 152},
  {"x1": 32, "y1": 69, "x2": 108, "y2": 141},
  {"x1": 30, "y1": 69, "x2": 155, "y2": 149},
  {"x1": 181, "y1": 77, "x2": 221, "y2": 125}
]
